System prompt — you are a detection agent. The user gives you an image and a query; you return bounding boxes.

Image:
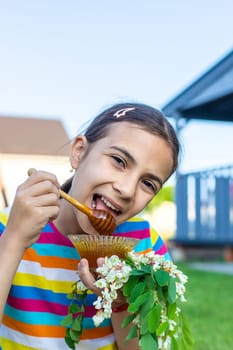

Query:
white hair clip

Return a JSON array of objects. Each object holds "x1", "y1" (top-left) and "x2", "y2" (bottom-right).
[{"x1": 113, "y1": 107, "x2": 135, "y2": 118}]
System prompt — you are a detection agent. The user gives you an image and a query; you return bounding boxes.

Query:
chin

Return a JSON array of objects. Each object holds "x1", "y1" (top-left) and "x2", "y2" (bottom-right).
[{"x1": 81, "y1": 222, "x2": 98, "y2": 235}]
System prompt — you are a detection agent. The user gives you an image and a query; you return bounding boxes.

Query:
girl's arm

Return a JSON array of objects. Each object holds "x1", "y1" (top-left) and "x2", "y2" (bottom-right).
[
  {"x1": 111, "y1": 310, "x2": 140, "y2": 350},
  {"x1": 0, "y1": 231, "x2": 27, "y2": 321},
  {"x1": 0, "y1": 170, "x2": 60, "y2": 322}
]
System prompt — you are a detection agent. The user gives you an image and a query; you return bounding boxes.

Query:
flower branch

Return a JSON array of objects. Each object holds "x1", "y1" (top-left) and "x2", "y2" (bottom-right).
[{"x1": 62, "y1": 252, "x2": 194, "y2": 350}]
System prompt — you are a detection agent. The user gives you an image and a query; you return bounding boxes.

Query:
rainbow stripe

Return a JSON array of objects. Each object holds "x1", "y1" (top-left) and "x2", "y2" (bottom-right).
[{"x1": 0, "y1": 212, "x2": 170, "y2": 349}]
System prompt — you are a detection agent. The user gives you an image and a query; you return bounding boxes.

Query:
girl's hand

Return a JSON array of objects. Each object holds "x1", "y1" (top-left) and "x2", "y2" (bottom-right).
[
  {"x1": 4, "y1": 170, "x2": 60, "y2": 250},
  {"x1": 77, "y1": 259, "x2": 98, "y2": 291},
  {"x1": 78, "y1": 258, "x2": 136, "y2": 350},
  {"x1": 77, "y1": 258, "x2": 127, "y2": 307}
]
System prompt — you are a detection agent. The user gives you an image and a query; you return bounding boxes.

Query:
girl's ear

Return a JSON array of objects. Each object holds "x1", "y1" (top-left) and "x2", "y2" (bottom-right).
[{"x1": 70, "y1": 136, "x2": 88, "y2": 169}]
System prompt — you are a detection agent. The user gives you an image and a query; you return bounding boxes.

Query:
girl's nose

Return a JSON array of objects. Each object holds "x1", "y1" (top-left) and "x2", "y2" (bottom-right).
[{"x1": 112, "y1": 176, "x2": 137, "y2": 199}]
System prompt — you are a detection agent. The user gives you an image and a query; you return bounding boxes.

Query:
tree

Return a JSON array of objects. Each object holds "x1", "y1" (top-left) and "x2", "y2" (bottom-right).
[{"x1": 143, "y1": 185, "x2": 174, "y2": 214}]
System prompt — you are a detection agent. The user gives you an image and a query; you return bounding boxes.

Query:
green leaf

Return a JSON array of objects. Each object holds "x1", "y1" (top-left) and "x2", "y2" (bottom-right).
[
  {"x1": 148, "y1": 304, "x2": 162, "y2": 332},
  {"x1": 168, "y1": 277, "x2": 176, "y2": 304},
  {"x1": 155, "y1": 269, "x2": 170, "y2": 286},
  {"x1": 157, "y1": 284, "x2": 165, "y2": 301},
  {"x1": 121, "y1": 313, "x2": 136, "y2": 328},
  {"x1": 171, "y1": 336, "x2": 179, "y2": 350},
  {"x1": 141, "y1": 265, "x2": 152, "y2": 274},
  {"x1": 128, "y1": 291, "x2": 150, "y2": 313},
  {"x1": 72, "y1": 314, "x2": 83, "y2": 332},
  {"x1": 178, "y1": 335, "x2": 194, "y2": 350},
  {"x1": 145, "y1": 274, "x2": 156, "y2": 289},
  {"x1": 129, "y1": 281, "x2": 146, "y2": 303},
  {"x1": 69, "y1": 328, "x2": 80, "y2": 342},
  {"x1": 168, "y1": 302, "x2": 177, "y2": 319},
  {"x1": 156, "y1": 321, "x2": 169, "y2": 336},
  {"x1": 125, "y1": 324, "x2": 138, "y2": 341},
  {"x1": 64, "y1": 334, "x2": 75, "y2": 350},
  {"x1": 67, "y1": 292, "x2": 76, "y2": 300},
  {"x1": 123, "y1": 276, "x2": 139, "y2": 297},
  {"x1": 180, "y1": 314, "x2": 195, "y2": 347},
  {"x1": 69, "y1": 303, "x2": 82, "y2": 314},
  {"x1": 61, "y1": 313, "x2": 73, "y2": 327},
  {"x1": 139, "y1": 333, "x2": 158, "y2": 350},
  {"x1": 139, "y1": 291, "x2": 155, "y2": 318},
  {"x1": 140, "y1": 314, "x2": 149, "y2": 335},
  {"x1": 130, "y1": 269, "x2": 146, "y2": 276}
]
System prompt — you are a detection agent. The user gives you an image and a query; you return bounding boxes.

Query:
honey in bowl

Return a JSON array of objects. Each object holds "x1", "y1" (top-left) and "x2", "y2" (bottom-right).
[{"x1": 68, "y1": 234, "x2": 139, "y2": 271}]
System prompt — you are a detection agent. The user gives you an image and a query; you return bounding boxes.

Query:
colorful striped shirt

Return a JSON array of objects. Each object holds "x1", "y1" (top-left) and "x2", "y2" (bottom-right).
[{"x1": 0, "y1": 211, "x2": 170, "y2": 350}]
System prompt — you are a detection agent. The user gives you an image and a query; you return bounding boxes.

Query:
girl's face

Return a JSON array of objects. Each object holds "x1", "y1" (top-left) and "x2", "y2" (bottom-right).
[{"x1": 61, "y1": 122, "x2": 174, "y2": 235}]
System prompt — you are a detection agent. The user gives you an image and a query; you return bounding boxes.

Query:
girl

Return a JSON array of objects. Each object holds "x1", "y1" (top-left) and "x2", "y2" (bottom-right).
[{"x1": 0, "y1": 102, "x2": 179, "y2": 350}]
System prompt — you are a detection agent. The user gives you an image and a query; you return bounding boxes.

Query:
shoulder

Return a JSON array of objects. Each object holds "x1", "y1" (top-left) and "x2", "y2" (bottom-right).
[
  {"x1": 114, "y1": 216, "x2": 171, "y2": 260},
  {"x1": 114, "y1": 216, "x2": 151, "y2": 238}
]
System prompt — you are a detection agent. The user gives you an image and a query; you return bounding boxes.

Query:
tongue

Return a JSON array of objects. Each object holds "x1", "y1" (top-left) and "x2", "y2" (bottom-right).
[{"x1": 95, "y1": 197, "x2": 109, "y2": 211}]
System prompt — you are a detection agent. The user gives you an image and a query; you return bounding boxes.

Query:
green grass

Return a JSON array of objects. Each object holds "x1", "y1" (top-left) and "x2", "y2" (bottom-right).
[{"x1": 177, "y1": 263, "x2": 233, "y2": 350}]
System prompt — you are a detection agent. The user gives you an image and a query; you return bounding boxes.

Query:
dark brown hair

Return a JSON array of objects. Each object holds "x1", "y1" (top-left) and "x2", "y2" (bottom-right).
[{"x1": 61, "y1": 102, "x2": 179, "y2": 192}]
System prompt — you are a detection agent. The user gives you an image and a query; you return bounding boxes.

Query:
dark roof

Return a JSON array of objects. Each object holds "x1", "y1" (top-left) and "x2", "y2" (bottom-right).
[
  {"x1": 162, "y1": 48, "x2": 233, "y2": 122},
  {"x1": 0, "y1": 116, "x2": 70, "y2": 155}
]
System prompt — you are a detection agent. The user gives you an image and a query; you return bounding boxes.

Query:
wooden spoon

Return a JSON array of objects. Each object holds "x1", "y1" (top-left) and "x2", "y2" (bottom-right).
[
  {"x1": 27, "y1": 168, "x2": 116, "y2": 236},
  {"x1": 59, "y1": 189, "x2": 116, "y2": 235}
]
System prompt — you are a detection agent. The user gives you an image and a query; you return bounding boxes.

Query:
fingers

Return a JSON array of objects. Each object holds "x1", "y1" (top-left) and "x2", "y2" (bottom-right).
[
  {"x1": 23, "y1": 169, "x2": 60, "y2": 204},
  {"x1": 78, "y1": 257, "x2": 128, "y2": 307},
  {"x1": 16, "y1": 170, "x2": 60, "y2": 213},
  {"x1": 6, "y1": 169, "x2": 61, "y2": 249},
  {"x1": 26, "y1": 169, "x2": 60, "y2": 189},
  {"x1": 97, "y1": 257, "x2": 105, "y2": 267},
  {"x1": 27, "y1": 168, "x2": 36, "y2": 176},
  {"x1": 78, "y1": 259, "x2": 101, "y2": 295}
]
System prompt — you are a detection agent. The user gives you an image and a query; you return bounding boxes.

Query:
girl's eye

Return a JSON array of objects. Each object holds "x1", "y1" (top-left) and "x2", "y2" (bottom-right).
[
  {"x1": 143, "y1": 179, "x2": 157, "y2": 193},
  {"x1": 111, "y1": 155, "x2": 126, "y2": 168}
]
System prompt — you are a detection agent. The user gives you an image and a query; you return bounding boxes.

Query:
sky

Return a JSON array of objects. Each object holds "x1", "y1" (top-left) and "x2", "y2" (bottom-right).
[{"x1": 0, "y1": 0, "x2": 233, "y2": 174}]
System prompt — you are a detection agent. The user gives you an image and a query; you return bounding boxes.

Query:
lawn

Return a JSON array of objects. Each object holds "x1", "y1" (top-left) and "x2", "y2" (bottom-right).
[{"x1": 178, "y1": 263, "x2": 233, "y2": 350}]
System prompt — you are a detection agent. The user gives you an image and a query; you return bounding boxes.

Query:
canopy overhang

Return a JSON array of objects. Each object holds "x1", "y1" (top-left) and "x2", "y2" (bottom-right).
[
  {"x1": 179, "y1": 91, "x2": 233, "y2": 122},
  {"x1": 162, "y1": 48, "x2": 233, "y2": 124}
]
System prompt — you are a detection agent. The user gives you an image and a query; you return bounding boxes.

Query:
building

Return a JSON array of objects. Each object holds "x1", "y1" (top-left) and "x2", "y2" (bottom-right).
[
  {"x1": 162, "y1": 48, "x2": 233, "y2": 259},
  {"x1": 0, "y1": 115, "x2": 71, "y2": 209}
]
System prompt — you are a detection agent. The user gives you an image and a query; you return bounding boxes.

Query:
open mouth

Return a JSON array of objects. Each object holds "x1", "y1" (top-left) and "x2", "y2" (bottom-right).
[{"x1": 92, "y1": 194, "x2": 121, "y2": 216}]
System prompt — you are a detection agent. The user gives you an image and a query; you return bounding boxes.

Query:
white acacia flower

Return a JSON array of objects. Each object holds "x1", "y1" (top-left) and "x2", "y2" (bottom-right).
[
  {"x1": 93, "y1": 310, "x2": 105, "y2": 327},
  {"x1": 88, "y1": 252, "x2": 189, "y2": 349},
  {"x1": 64, "y1": 250, "x2": 192, "y2": 350},
  {"x1": 105, "y1": 271, "x2": 118, "y2": 283},
  {"x1": 93, "y1": 296, "x2": 103, "y2": 310},
  {"x1": 127, "y1": 251, "x2": 141, "y2": 267},
  {"x1": 109, "y1": 288, "x2": 118, "y2": 299},
  {"x1": 158, "y1": 335, "x2": 172, "y2": 350},
  {"x1": 76, "y1": 280, "x2": 88, "y2": 293},
  {"x1": 95, "y1": 278, "x2": 107, "y2": 289},
  {"x1": 176, "y1": 282, "x2": 186, "y2": 301},
  {"x1": 178, "y1": 271, "x2": 188, "y2": 284},
  {"x1": 168, "y1": 319, "x2": 177, "y2": 331}
]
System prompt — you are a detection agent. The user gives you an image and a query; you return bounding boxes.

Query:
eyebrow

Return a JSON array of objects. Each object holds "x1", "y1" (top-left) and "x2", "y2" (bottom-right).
[{"x1": 110, "y1": 146, "x2": 163, "y2": 188}]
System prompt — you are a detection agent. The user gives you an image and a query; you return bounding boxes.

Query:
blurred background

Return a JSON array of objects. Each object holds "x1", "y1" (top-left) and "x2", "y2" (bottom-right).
[
  {"x1": 1, "y1": 0, "x2": 232, "y2": 239},
  {"x1": 0, "y1": 2, "x2": 233, "y2": 348}
]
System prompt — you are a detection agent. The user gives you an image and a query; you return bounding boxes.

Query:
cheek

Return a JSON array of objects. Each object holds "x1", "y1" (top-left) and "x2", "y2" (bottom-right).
[
  {"x1": 71, "y1": 164, "x2": 104, "y2": 201},
  {"x1": 137, "y1": 197, "x2": 152, "y2": 213},
  {"x1": 149, "y1": 156, "x2": 174, "y2": 182},
  {"x1": 128, "y1": 193, "x2": 152, "y2": 218},
  {"x1": 77, "y1": 154, "x2": 106, "y2": 181}
]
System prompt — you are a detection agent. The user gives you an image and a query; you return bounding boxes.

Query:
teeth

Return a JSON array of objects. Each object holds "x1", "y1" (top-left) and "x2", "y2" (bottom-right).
[
  {"x1": 101, "y1": 196, "x2": 119, "y2": 212},
  {"x1": 91, "y1": 199, "x2": 96, "y2": 209}
]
